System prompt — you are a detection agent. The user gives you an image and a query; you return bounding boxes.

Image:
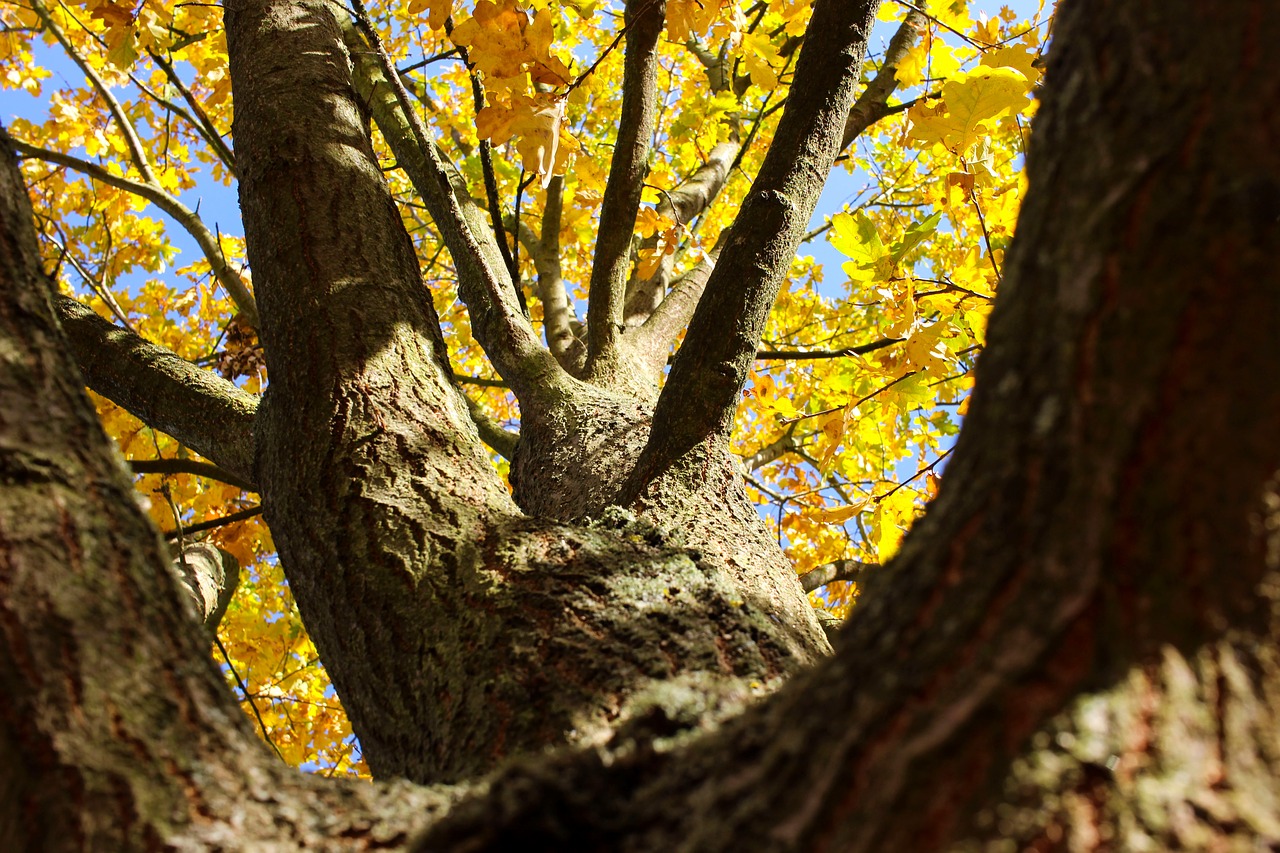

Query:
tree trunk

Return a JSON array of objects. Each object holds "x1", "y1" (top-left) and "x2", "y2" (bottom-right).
[
  {"x1": 441, "y1": 1, "x2": 1280, "y2": 847},
  {"x1": 225, "y1": 0, "x2": 835, "y2": 783},
  {"x1": 0, "y1": 123, "x2": 454, "y2": 850},
  {"x1": 2, "y1": 0, "x2": 1279, "y2": 849}
]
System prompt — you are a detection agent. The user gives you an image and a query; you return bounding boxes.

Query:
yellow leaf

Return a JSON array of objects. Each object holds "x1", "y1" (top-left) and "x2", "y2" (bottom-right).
[
  {"x1": 903, "y1": 323, "x2": 949, "y2": 374},
  {"x1": 476, "y1": 103, "x2": 517, "y2": 145},
  {"x1": 875, "y1": 489, "x2": 918, "y2": 561},
  {"x1": 809, "y1": 501, "x2": 869, "y2": 525},
  {"x1": 742, "y1": 32, "x2": 780, "y2": 91},
  {"x1": 908, "y1": 67, "x2": 1031, "y2": 153},
  {"x1": 636, "y1": 245, "x2": 663, "y2": 280},
  {"x1": 512, "y1": 96, "x2": 565, "y2": 188},
  {"x1": 529, "y1": 8, "x2": 553, "y2": 60},
  {"x1": 105, "y1": 25, "x2": 139, "y2": 68},
  {"x1": 427, "y1": 0, "x2": 453, "y2": 30},
  {"x1": 980, "y1": 45, "x2": 1042, "y2": 85},
  {"x1": 635, "y1": 206, "x2": 666, "y2": 239},
  {"x1": 90, "y1": 2, "x2": 136, "y2": 28},
  {"x1": 564, "y1": 0, "x2": 598, "y2": 20}
]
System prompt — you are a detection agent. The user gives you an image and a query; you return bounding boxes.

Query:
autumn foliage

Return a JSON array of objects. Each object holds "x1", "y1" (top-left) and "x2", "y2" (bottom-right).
[{"x1": 1, "y1": 0, "x2": 1052, "y2": 774}]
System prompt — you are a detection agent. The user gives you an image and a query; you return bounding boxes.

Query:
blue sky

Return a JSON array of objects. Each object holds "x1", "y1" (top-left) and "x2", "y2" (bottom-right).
[{"x1": 1, "y1": 1, "x2": 1049, "y2": 309}]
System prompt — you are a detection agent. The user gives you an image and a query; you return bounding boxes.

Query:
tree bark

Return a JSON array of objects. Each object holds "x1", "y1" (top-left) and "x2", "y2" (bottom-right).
[
  {"x1": 54, "y1": 295, "x2": 258, "y2": 485},
  {"x1": 418, "y1": 0, "x2": 1280, "y2": 847},
  {"x1": 225, "y1": 0, "x2": 828, "y2": 785},
  {"x1": 0, "y1": 128, "x2": 454, "y2": 850},
  {"x1": 3, "y1": 0, "x2": 1279, "y2": 848}
]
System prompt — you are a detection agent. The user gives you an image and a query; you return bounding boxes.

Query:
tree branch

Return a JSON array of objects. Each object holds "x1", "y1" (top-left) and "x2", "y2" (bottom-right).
[
  {"x1": 54, "y1": 295, "x2": 258, "y2": 485},
  {"x1": 451, "y1": 372, "x2": 509, "y2": 389},
  {"x1": 798, "y1": 559, "x2": 873, "y2": 592},
  {"x1": 12, "y1": 140, "x2": 258, "y2": 327},
  {"x1": 840, "y1": 9, "x2": 926, "y2": 153},
  {"x1": 128, "y1": 70, "x2": 231, "y2": 174},
  {"x1": 635, "y1": 240, "x2": 721, "y2": 371},
  {"x1": 149, "y1": 50, "x2": 238, "y2": 176},
  {"x1": 521, "y1": 176, "x2": 584, "y2": 371},
  {"x1": 742, "y1": 426, "x2": 797, "y2": 471},
  {"x1": 622, "y1": 139, "x2": 740, "y2": 325},
  {"x1": 130, "y1": 458, "x2": 255, "y2": 491},
  {"x1": 32, "y1": 0, "x2": 158, "y2": 186},
  {"x1": 756, "y1": 338, "x2": 902, "y2": 360},
  {"x1": 341, "y1": 15, "x2": 555, "y2": 394},
  {"x1": 462, "y1": 394, "x2": 519, "y2": 461},
  {"x1": 163, "y1": 506, "x2": 263, "y2": 540},
  {"x1": 170, "y1": 542, "x2": 241, "y2": 630},
  {"x1": 584, "y1": 0, "x2": 666, "y2": 381},
  {"x1": 624, "y1": 0, "x2": 882, "y2": 498},
  {"x1": 684, "y1": 37, "x2": 732, "y2": 94}
]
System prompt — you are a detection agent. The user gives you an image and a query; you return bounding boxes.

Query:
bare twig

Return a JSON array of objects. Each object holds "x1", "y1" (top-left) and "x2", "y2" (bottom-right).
[
  {"x1": 214, "y1": 635, "x2": 286, "y2": 762},
  {"x1": 131, "y1": 458, "x2": 256, "y2": 491},
  {"x1": 163, "y1": 506, "x2": 263, "y2": 540},
  {"x1": 756, "y1": 338, "x2": 902, "y2": 360},
  {"x1": 799, "y1": 559, "x2": 875, "y2": 592},
  {"x1": 149, "y1": 50, "x2": 238, "y2": 175}
]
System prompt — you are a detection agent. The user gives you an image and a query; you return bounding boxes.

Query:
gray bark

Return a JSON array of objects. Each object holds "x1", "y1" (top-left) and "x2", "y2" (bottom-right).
[
  {"x1": 584, "y1": 0, "x2": 667, "y2": 385},
  {"x1": 3, "y1": 0, "x2": 1278, "y2": 848},
  {"x1": 225, "y1": 0, "x2": 828, "y2": 785},
  {"x1": 624, "y1": 0, "x2": 882, "y2": 499},
  {"x1": 54, "y1": 295, "x2": 258, "y2": 485}
]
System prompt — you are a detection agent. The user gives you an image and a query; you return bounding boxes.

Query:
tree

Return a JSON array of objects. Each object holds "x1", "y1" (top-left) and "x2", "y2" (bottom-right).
[{"x1": 2, "y1": 0, "x2": 1279, "y2": 849}]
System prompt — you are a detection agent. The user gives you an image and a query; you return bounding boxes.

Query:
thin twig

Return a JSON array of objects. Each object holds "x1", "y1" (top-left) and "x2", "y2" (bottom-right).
[
  {"x1": 966, "y1": 191, "x2": 1003, "y2": 287},
  {"x1": 756, "y1": 338, "x2": 902, "y2": 361},
  {"x1": 163, "y1": 506, "x2": 263, "y2": 540},
  {"x1": 876, "y1": 445, "x2": 954, "y2": 503},
  {"x1": 131, "y1": 458, "x2": 255, "y2": 491},
  {"x1": 214, "y1": 635, "x2": 286, "y2": 762}
]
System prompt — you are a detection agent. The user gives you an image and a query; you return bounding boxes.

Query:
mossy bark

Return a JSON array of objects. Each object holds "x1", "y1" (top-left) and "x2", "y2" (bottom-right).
[
  {"x1": 4, "y1": 0, "x2": 1279, "y2": 847},
  {"x1": 226, "y1": 0, "x2": 828, "y2": 784}
]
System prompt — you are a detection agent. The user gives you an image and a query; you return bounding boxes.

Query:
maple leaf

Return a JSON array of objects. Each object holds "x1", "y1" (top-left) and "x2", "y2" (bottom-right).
[
  {"x1": 907, "y1": 66, "x2": 1031, "y2": 153},
  {"x1": 512, "y1": 95, "x2": 567, "y2": 187},
  {"x1": 406, "y1": 0, "x2": 452, "y2": 30}
]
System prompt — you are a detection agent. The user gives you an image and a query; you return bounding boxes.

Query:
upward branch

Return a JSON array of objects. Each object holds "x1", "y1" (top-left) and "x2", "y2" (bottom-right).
[
  {"x1": 840, "y1": 9, "x2": 926, "y2": 152},
  {"x1": 623, "y1": 139, "x2": 740, "y2": 327},
  {"x1": 623, "y1": 0, "x2": 882, "y2": 497},
  {"x1": 584, "y1": 0, "x2": 666, "y2": 382},
  {"x1": 520, "y1": 176, "x2": 584, "y2": 371},
  {"x1": 341, "y1": 15, "x2": 556, "y2": 395},
  {"x1": 31, "y1": 0, "x2": 158, "y2": 187}
]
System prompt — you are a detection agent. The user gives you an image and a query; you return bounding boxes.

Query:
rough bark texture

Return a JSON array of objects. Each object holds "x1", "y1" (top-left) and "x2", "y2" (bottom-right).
[
  {"x1": 170, "y1": 542, "x2": 241, "y2": 630},
  {"x1": 584, "y1": 0, "x2": 666, "y2": 384},
  {"x1": 4, "y1": 0, "x2": 1279, "y2": 848},
  {"x1": 226, "y1": 0, "x2": 828, "y2": 785},
  {"x1": 55, "y1": 295, "x2": 258, "y2": 485},
  {"x1": 0, "y1": 130, "x2": 455, "y2": 850},
  {"x1": 416, "y1": 0, "x2": 1280, "y2": 848},
  {"x1": 627, "y1": 0, "x2": 880, "y2": 496}
]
